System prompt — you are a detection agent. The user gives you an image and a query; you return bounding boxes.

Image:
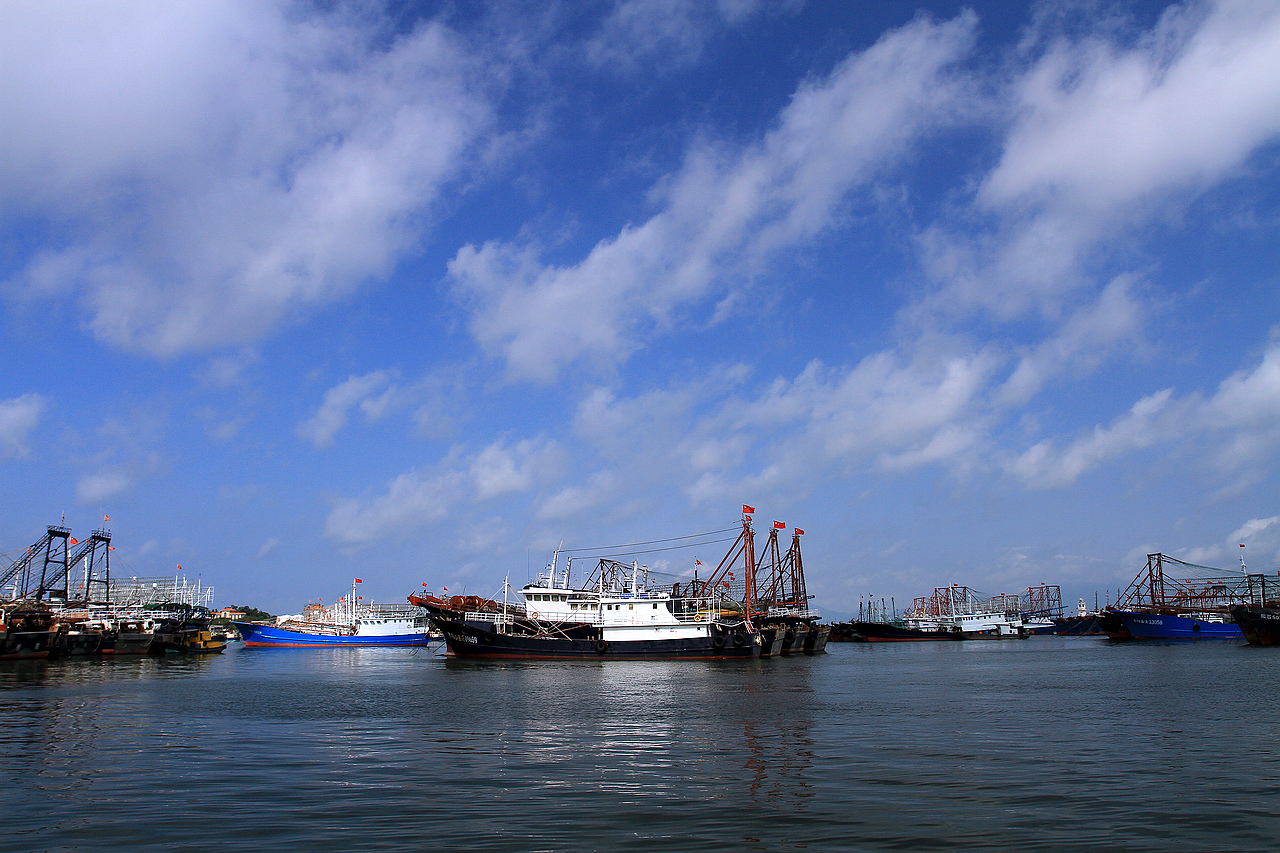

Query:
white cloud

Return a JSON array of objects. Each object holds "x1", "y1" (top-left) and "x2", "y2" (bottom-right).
[
  {"x1": 326, "y1": 435, "x2": 563, "y2": 543},
  {"x1": 471, "y1": 437, "x2": 565, "y2": 500},
  {"x1": 996, "y1": 274, "x2": 1149, "y2": 406},
  {"x1": 1007, "y1": 388, "x2": 1177, "y2": 487},
  {"x1": 1231, "y1": 515, "x2": 1278, "y2": 544},
  {"x1": 1200, "y1": 340, "x2": 1280, "y2": 474},
  {"x1": 297, "y1": 371, "x2": 396, "y2": 448},
  {"x1": 2, "y1": 2, "x2": 494, "y2": 356},
  {"x1": 450, "y1": 12, "x2": 979, "y2": 381},
  {"x1": 920, "y1": 1, "x2": 1280, "y2": 325},
  {"x1": 984, "y1": 1, "x2": 1280, "y2": 213},
  {"x1": 76, "y1": 471, "x2": 133, "y2": 503},
  {"x1": 327, "y1": 468, "x2": 467, "y2": 545},
  {"x1": 585, "y1": 0, "x2": 788, "y2": 71},
  {"x1": 998, "y1": 340, "x2": 1280, "y2": 489},
  {"x1": 0, "y1": 393, "x2": 46, "y2": 459}
]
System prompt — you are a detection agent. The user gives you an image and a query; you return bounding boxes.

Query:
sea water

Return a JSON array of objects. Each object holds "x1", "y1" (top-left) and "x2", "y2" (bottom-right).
[{"x1": 2, "y1": 638, "x2": 1277, "y2": 852}]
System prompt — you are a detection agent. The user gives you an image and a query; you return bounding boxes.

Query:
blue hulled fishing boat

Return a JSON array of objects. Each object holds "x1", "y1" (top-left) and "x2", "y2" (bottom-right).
[
  {"x1": 235, "y1": 580, "x2": 431, "y2": 647},
  {"x1": 1098, "y1": 552, "x2": 1259, "y2": 641},
  {"x1": 1102, "y1": 609, "x2": 1241, "y2": 640}
]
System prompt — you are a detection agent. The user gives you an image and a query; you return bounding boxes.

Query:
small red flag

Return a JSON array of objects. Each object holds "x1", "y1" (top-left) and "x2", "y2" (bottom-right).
[
  {"x1": 422, "y1": 581, "x2": 428, "y2": 587},
  {"x1": 773, "y1": 520, "x2": 785, "y2": 529},
  {"x1": 69, "y1": 537, "x2": 78, "y2": 546},
  {"x1": 742, "y1": 505, "x2": 755, "y2": 514},
  {"x1": 695, "y1": 559, "x2": 702, "y2": 566},
  {"x1": 355, "y1": 578, "x2": 363, "y2": 583},
  {"x1": 795, "y1": 528, "x2": 805, "y2": 535},
  {"x1": 443, "y1": 586, "x2": 448, "y2": 592},
  {"x1": 104, "y1": 514, "x2": 109, "y2": 522},
  {"x1": 177, "y1": 564, "x2": 182, "y2": 570}
]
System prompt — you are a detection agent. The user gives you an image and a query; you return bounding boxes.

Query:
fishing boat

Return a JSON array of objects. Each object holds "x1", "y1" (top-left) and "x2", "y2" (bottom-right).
[
  {"x1": 748, "y1": 519, "x2": 829, "y2": 656},
  {"x1": 113, "y1": 616, "x2": 160, "y2": 654},
  {"x1": 847, "y1": 618, "x2": 962, "y2": 641},
  {"x1": 420, "y1": 512, "x2": 835, "y2": 660},
  {"x1": 420, "y1": 553, "x2": 761, "y2": 660},
  {"x1": 1102, "y1": 609, "x2": 1241, "y2": 640},
  {"x1": 1098, "y1": 553, "x2": 1254, "y2": 641},
  {"x1": 1229, "y1": 603, "x2": 1280, "y2": 645},
  {"x1": 1225, "y1": 569, "x2": 1279, "y2": 646},
  {"x1": 1051, "y1": 598, "x2": 1104, "y2": 635},
  {"x1": 151, "y1": 604, "x2": 227, "y2": 654},
  {"x1": 0, "y1": 604, "x2": 64, "y2": 660},
  {"x1": 903, "y1": 586, "x2": 1028, "y2": 640},
  {"x1": 235, "y1": 580, "x2": 432, "y2": 647}
]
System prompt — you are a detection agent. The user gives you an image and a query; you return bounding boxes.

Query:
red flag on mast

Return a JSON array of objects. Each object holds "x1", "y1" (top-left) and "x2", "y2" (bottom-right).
[
  {"x1": 742, "y1": 505, "x2": 755, "y2": 514},
  {"x1": 773, "y1": 520, "x2": 786, "y2": 529}
]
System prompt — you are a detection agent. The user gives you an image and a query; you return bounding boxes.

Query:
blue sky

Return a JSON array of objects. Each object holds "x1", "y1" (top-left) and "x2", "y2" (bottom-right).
[{"x1": 3, "y1": 0, "x2": 1279, "y2": 617}]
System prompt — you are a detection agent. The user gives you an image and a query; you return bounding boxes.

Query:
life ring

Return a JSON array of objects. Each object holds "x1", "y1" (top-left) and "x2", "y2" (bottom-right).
[
  {"x1": 732, "y1": 631, "x2": 747, "y2": 647},
  {"x1": 1192, "y1": 622, "x2": 1201, "y2": 632},
  {"x1": 783, "y1": 630, "x2": 795, "y2": 643},
  {"x1": 712, "y1": 634, "x2": 727, "y2": 649},
  {"x1": 531, "y1": 610, "x2": 540, "y2": 620},
  {"x1": 594, "y1": 639, "x2": 609, "y2": 654}
]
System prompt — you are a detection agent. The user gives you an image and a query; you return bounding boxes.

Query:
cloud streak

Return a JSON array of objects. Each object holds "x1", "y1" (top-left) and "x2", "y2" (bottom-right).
[{"x1": 450, "y1": 12, "x2": 979, "y2": 381}]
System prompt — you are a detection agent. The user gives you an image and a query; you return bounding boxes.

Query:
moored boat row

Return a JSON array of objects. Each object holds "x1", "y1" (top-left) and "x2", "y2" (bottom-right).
[{"x1": 1, "y1": 602, "x2": 227, "y2": 659}]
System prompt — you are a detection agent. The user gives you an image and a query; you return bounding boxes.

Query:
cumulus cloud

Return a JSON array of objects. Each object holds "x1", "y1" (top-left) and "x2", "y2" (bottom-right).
[
  {"x1": 2, "y1": 2, "x2": 494, "y2": 356},
  {"x1": 1002, "y1": 340, "x2": 1280, "y2": 488},
  {"x1": 76, "y1": 471, "x2": 133, "y2": 503},
  {"x1": 298, "y1": 371, "x2": 396, "y2": 448},
  {"x1": 471, "y1": 437, "x2": 566, "y2": 500},
  {"x1": 450, "y1": 11, "x2": 979, "y2": 381},
  {"x1": 327, "y1": 468, "x2": 467, "y2": 544},
  {"x1": 0, "y1": 393, "x2": 46, "y2": 460},
  {"x1": 984, "y1": 0, "x2": 1280, "y2": 213},
  {"x1": 327, "y1": 435, "x2": 563, "y2": 543},
  {"x1": 1007, "y1": 389, "x2": 1177, "y2": 487},
  {"x1": 995, "y1": 275, "x2": 1149, "y2": 406},
  {"x1": 1231, "y1": 515, "x2": 1278, "y2": 544},
  {"x1": 920, "y1": 1, "x2": 1280, "y2": 324}
]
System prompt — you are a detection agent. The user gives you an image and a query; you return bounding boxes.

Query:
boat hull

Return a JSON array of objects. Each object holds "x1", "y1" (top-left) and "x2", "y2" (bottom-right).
[
  {"x1": 233, "y1": 621, "x2": 431, "y2": 648},
  {"x1": 1051, "y1": 615, "x2": 1104, "y2": 635},
  {"x1": 429, "y1": 614, "x2": 760, "y2": 660},
  {"x1": 851, "y1": 621, "x2": 962, "y2": 642},
  {"x1": 1228, "y1": 604, "x2": 1280, "y2": 646},
  {"x1": 1105, "y1": 610, "x2": 1242, "y2": 640}
]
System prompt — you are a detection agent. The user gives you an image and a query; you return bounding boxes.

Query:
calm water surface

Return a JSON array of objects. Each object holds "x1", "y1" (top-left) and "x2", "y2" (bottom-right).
[{"x1": 3, "y1": 639, "x2": 1277, "y2": 852}]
